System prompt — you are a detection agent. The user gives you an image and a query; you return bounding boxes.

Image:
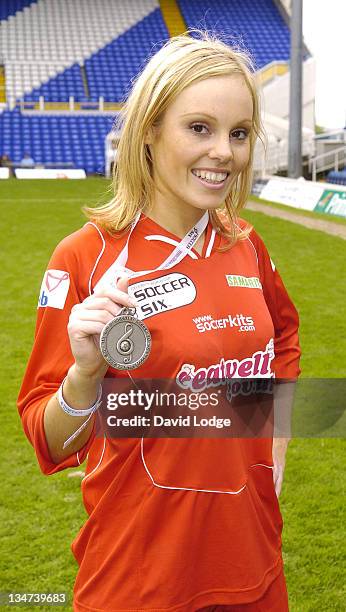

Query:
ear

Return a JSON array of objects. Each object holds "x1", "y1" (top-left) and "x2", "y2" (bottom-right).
[{"x1": 144, "y1": 126, "x2": 155, "y2": 145}]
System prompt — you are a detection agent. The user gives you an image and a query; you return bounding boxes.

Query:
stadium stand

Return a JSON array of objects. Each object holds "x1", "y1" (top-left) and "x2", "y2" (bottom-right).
[
  {"x1": 177, "y1": 0, "x2": 291, "y2": 69},
  {"x1": 24, "y1": 64, "x2": 87, "y2": 104},
  {"x1": 84, "y1": 10, "x2": 168, "y2": 102},
  {"x1": 85, "y1": 9, "x2": 168, "y2": 101},
  {"x1": 0, "y1": 108, "x2": 113, "y2": 174},
  {"x1": 1, "y1": 0, "x2": 293, "y2": 106},
  {"x1": 0, "y1": 0, "x2": 167, "y2": 173},
  {"x1": 0, "y1": 0, "x2": 315, "y2": 175},
  {"x1": 0, "y1": 0, "x2": 161, "y2": 107}
]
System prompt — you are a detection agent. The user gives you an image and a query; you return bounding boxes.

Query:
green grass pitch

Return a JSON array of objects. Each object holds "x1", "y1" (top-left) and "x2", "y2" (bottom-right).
[{"x1": 0, "y1": 178, "x2": 344, "y2": 611}]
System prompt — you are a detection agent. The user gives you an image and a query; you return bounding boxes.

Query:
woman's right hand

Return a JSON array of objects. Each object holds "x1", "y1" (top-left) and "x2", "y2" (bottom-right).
[{"x1": 67, "y1": 276, "x2": 137, "y2": 379}]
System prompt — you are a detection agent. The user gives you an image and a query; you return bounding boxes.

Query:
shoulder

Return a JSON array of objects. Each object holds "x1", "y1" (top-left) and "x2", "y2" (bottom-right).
[
  {"x1": 50, "y1": 222, "x2": 118, "y2": 269},
  {"x1": 36, "y1": 223, "x2": 117, "y2": 307},
  {"x1": 53, "y1": 222, "x2": 105, "y2": 256},
  {"x1": 44, "y1": 223, "x2": 115, "y2": 295},
  {"x1": 47, "y1": 222, "x2": 128, "y2": 296}
]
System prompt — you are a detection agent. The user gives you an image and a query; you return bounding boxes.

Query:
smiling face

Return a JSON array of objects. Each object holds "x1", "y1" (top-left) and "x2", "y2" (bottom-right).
[{"x1": 146, "y1": 74, "x2": 254, "y2": 222}]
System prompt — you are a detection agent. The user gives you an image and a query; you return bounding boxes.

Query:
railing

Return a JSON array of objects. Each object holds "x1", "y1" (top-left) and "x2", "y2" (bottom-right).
[
  {"x1": 18, "y1": 97, "x2": 122, "y2": 113},
  {"x1": 308, "y1": 146, "x2": 346, "y2": 181},
  {"x1": 314, "y1": 129, "x2": 346, "y2": 142},
  {"x1": 2, "y1": 161, "x2": 75, "y2": 169}
]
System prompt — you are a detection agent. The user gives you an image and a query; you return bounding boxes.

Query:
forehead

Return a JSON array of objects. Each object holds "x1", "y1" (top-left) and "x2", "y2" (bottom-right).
[{"x1": 166, "y1": 75, "x2": 253, "y2": 120}]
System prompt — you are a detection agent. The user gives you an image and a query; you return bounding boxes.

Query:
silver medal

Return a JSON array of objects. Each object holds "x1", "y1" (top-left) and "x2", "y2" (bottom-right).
[{"x1": 100, "y1": 307, "x2": 151, "y2": 370}]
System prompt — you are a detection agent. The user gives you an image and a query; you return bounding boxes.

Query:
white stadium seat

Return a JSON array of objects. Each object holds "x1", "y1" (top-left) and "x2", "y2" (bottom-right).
[{"x1": 0, "y1": 0, "x2": 158, "y2": 106}]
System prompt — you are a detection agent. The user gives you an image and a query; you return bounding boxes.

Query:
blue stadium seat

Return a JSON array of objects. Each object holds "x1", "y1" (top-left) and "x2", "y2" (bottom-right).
[
  {"x1": 0, "y1": 0, "x2": 37, "y2": 21},
  {"x1": 327, "y1": 170, "x2": 346, "y2": 186},
  {"x1": 0, "y1": 109, "x2": 113, "y2": 174},
  {"x1": 85, "y1": 9, "x2": 168, "y2": 102},
  {"x1": 177, "y1": 0, "x2": 291, "y2": 69},
  {"x1": 23, "y1": 63, "x2": 86, "y2": 103}
]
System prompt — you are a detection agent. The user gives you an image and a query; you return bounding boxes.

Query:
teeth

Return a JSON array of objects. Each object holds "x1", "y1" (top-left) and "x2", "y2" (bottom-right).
[{"x1": 192, "y1": 170, "x2": 228, "y2": 182}]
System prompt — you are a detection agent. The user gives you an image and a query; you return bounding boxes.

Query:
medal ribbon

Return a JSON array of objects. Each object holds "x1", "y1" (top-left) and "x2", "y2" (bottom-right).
[{"x1": 94, "y1": 211, "x2": 210, "y2": 292}]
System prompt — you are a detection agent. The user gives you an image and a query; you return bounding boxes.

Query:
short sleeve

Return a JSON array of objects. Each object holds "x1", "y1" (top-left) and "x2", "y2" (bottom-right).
[
  {"x1": 248, "y1": 228, "x2": 301, "y2": 379},
  {"x1": 17, "y1": 232, "x2": 96, "y2": 475}
]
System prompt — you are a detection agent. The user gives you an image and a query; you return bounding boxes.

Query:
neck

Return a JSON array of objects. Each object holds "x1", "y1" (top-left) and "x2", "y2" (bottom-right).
[{"x1": 146, "y1": 200, "x2": 208, "y2": 239}]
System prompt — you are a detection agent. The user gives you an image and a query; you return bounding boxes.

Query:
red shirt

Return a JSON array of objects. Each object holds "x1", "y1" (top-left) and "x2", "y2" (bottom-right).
[{"x1": 18, "y1": 215, "x2": 301, "y2": 611}]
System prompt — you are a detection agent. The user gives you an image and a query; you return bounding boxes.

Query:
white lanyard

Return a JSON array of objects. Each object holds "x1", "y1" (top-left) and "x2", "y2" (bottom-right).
[{"x1": 94, "y1": 211, "x2": 210, "y2": 292}]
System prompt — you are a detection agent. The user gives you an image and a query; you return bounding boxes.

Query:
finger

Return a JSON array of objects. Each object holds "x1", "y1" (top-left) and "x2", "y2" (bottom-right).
[
  {"x1": 70, "y1": 310, "x2": 117, "y2": 325},
  {"x1": 93, "y1": 274, "x2": 129, "y2": 296},
  {"x1": 273, "y1": 466, "x2": 283, "y2": 498},
  {"x1": 116, "y1": 275, "x2": 129, "y2": 294},
  {"x1": 74, "y1": 298, "x2": 121, "y2": 318},
  {"x1": 92, "y1": 285, "x2": 138, "y2": 309},
  {"x1": 115, "y1": 275, "x2": 138, "y2": 307},
  {"x1": 68, "y1": 321, "x2": 106, "y2": 338},
  {"x1": 92, "y1": 333, "x2": 102, "y2": 348},
  {"x1": 275, "y1": 475, "x2": 282, "y2": 498}
]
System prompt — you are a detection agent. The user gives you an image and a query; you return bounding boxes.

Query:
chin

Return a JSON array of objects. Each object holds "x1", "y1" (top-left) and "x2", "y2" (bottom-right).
[
  {"x1": 196, "y1": 200, "x2": 225, "y2": 211},
  {"x1": 185, "y1": 194, "x2": 224, "y2": 209}
]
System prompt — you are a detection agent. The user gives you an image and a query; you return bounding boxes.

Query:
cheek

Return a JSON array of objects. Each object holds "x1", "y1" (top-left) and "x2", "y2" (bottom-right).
[
  {"x1": 160, "y1": 140, "x2": 187, "y2": 172},
  {"x1": 235, "y1": 144, "x2": 251, "y2": 170},
  {"x1": 153, "y1": 134, "x2": 201, "y2": 181}
]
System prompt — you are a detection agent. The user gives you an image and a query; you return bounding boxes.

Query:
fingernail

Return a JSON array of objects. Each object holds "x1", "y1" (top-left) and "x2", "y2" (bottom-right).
[{"x1": 128, "y1": 298, "x2": 138, "y2": 307}]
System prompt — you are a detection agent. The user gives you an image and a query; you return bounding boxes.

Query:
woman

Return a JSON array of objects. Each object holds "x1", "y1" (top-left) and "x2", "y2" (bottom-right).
[{"x1": 18, "y1": 31, "x2": 300, "y2": 611}]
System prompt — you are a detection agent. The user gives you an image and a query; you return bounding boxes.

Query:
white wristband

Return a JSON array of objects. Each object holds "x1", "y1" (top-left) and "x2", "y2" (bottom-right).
[
  {"x1": 57, "y1": 377, "x2": 102, "y2": 417},
  {"x1": 57, "y1": 377, "x2": 102, "y2": 450}
]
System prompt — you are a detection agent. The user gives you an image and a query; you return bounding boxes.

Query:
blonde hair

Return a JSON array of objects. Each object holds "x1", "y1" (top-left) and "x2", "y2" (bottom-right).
[{"x1": 84, "y1": 30, "x2": 264, "y2": 244}]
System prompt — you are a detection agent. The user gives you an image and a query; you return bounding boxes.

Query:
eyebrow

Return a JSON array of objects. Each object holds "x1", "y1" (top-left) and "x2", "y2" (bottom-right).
[{"x1": 181, "y1": 112, "x2": 252, "y2": 124}]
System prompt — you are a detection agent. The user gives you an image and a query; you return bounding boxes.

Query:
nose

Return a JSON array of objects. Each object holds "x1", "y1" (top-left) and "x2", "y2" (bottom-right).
[{"x1": 208, "y1": 134, "x2": 234, "y2": 163}]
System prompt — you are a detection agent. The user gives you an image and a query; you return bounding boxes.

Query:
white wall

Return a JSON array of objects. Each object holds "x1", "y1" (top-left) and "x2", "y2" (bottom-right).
[{"x1": 261, "y1": 57, "x2": 316, "y2": 131}]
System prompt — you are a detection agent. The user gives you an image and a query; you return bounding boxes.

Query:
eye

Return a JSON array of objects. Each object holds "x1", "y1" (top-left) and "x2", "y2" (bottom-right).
[
  {"x1": 190, "y1": 123, "x2": 209, "y2": 135},
  {"x1": 231, "y1": 129, "x2": 249, "y2": 141}
]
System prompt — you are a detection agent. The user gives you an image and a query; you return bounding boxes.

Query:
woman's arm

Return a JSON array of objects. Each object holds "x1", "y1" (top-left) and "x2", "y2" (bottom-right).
[
  {"x1": 43, "y1": 278, "x2": 137, "y2": 464},
  {"x1": 247, "y1": 227, "x2": 301, "y2": 498},
  {"x1": 272, "y1": 381, "x2": 296, "y2": 497},
  {"x1": 43, "y1": 362, "x2": 107, "y2": 464}
]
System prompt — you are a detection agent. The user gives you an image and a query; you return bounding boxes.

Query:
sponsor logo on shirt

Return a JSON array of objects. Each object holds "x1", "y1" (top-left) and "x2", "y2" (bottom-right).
[
  {"x1": 129, "y1": 273, "x2": 196, "y2": 320},
  {"x1": 192, "y1": 313, "x2": 255, "y2": 333},
  {"x1": 176, "y1": 339, "x2": 275, "y2": 391},
  {"x1": 225, "y1": 275, "x2": 262, "y2": 289},
  {"x1": 38, "y1": 269, "x2": 70, "y2": 309}
]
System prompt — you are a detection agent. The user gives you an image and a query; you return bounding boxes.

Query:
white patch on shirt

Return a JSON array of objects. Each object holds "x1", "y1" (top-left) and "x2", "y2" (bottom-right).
[
  {"x1": 38, "y1": 269, "x2": 70, "y2": 309},
  {"x1": 129, "y1": 273, "x2": 196, "y2": 320}
]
